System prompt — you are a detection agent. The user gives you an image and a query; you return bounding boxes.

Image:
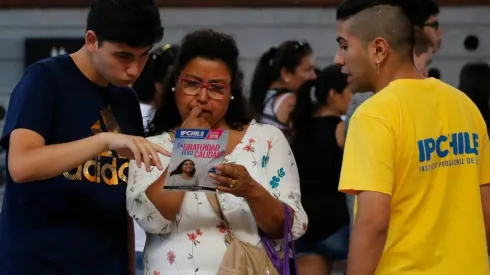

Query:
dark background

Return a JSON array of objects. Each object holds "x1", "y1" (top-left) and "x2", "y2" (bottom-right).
[{"x1": 24, "y1": 38, "x2": 85, "y2": 68}]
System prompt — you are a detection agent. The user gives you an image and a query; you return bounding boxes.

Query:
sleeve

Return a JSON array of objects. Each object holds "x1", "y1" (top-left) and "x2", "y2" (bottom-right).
[
  {"x1": 480, "y1": 130, "x2": 490, "y2": 185},
  {"x1": 339, "y1": 114, "x2": 395, "y2": 195},
  {"x1": 126, "y1": 134, "x2": 174, "y2": 234},
  {"x1": 266, "y1": 127, "x2": 308, "y2": 240},
  {"x1": 1, "y1": 63, "x2": 56, "y2": 148}
]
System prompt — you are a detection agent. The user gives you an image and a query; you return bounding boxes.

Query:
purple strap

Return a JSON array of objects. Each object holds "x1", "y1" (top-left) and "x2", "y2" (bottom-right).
[{"x1": 259, "y1": 202, "x2": 298, "y2": 275}]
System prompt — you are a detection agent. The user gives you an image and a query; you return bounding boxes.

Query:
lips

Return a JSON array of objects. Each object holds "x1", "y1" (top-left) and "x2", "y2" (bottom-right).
[
  {"x1": 199, "y1": 109, "x2": 211, "y2": 117},
  {"x1": 347, "y1": 75, "x2": 353, "y2": 83}
]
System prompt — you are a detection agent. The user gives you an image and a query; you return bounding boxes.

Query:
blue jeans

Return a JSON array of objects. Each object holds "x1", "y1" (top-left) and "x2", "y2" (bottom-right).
[
  {"x1": 135, "y1": 251, "x2": 144, "y2": 275},
  {"x1": 346, "y1": 194, "x2": 355, "y2": 228},
  {"x1": 295, "y1": 224, "x2": 350, "y2": 260}
]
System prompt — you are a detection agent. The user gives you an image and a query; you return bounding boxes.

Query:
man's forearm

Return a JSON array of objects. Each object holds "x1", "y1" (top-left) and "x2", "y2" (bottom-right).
[
  {"x1": 346, "y1": 224, "x2": 388, "y2": 275},
  {"x1": 9, "y1": 131, "x2": 109, "y2": 183}
]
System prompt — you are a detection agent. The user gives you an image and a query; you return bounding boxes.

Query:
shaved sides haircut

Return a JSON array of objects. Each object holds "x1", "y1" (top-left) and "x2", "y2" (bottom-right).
[{"x1": 337, "y1": 0, "x2": 416, "y2": 60}]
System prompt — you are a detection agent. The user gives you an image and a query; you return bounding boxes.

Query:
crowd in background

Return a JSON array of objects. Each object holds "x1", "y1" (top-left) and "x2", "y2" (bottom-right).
[{"x1": 0, "y1": 0, "x2": 489, "y2": 274}]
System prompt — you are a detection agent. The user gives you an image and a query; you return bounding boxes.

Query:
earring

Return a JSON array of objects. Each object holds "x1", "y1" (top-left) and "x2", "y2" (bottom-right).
[
  {"x1": 171, "y1": 87, "x2": 175, "y2": 92},
  {"x1": 376, "y1": 61, "x2": 380, "y2": 75},
  {"x1": 230, "y1": 96, "x2": 235, "y2": 100}
]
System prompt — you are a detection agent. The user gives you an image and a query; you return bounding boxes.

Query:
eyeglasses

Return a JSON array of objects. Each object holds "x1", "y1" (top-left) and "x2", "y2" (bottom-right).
[
  {"x1": 178, "y1": 77, "x2": 230, "y2": 100},
  {"x1": 424, "y1": 21, "x2": 439, "y2": 30}
]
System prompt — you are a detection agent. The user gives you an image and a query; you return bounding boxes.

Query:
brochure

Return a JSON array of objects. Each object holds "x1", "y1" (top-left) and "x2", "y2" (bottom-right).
[{"x1": 164, "y1": 128, "x2": 229, "y2": 192}]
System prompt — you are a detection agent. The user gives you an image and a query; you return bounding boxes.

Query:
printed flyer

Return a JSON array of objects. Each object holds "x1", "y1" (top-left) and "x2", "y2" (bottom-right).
[{"x1": 164, "y1": 128, "x2": 229, "y2": 192}]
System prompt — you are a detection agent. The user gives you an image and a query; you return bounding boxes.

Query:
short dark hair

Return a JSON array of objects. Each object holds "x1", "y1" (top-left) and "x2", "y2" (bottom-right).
[
  {"x1": 132, "y1": 44, "x2": 179, "y2": 103},
  {"x1": 337, "y1": 1, "x2": 415, "y2": 60},
  {"x1": 87, "y1": 0, "x2": 164, "y2": 48},
  {"x1": 249, "y1": 40, "x2": 313, "y2": 116},
  {"x1": 147, "y1": 29, "x2": 252, "y2": 136},
  {"x1": 411, "y1": 0, "x2": 440, "y2": 27}
]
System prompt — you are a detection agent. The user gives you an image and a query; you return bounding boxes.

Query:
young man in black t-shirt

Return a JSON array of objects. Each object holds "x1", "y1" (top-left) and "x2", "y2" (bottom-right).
[{"x1": 0, "y1": 1, "x2": 169, "y2": 274}]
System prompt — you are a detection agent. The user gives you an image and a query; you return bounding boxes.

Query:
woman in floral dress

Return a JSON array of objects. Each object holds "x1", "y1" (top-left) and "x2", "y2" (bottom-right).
[{"x1": 126, "y1": 29, "x2": 308, "y2": 275}]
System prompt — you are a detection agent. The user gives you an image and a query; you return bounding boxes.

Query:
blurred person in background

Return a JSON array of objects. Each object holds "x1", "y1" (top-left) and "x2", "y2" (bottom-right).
[
  {"x1": 459, "y1": 62, "x2": 490, "y2": 135},
  {"x1": 132, "y1": 44, "x2": 179, "y2": 132},
  {"x1": 130, "y1": 43, "x2": 179, "y2": 275},
  {"x1": 335, "y1": 1, "x2": 490, "y2": 274},
  {"x1": 411, "y1": 0, "x2": 442, "y2": 51},
  {"x1": 0, "y1": 0, "x2": 168, "y2": 274},
  {"x1": 413, "y1": 28, "x2": 434, "y2": 77},
  {"x1": 290, "y1": 64, "x2": 351, "y2": 275},
  {"x1": 126, "y1": 29, "x2": 307, "y2": 274},
  {"x1": 249, "y1": 40, "x2": 317, "y2": 139}
]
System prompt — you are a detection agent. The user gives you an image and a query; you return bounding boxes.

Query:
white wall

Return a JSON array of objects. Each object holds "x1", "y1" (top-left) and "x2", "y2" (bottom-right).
[{"x1": 0, "y1": 7, "x2": 489, "y2": 103}]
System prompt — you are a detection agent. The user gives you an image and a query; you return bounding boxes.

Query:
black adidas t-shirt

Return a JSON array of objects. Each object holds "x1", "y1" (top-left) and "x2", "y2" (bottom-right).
[{"x1": 0, "y1": 55, "x2": 143, "y2": 275}]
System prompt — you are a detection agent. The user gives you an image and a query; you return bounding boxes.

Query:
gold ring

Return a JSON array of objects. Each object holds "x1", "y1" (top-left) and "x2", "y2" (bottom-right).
[{"x1": 229, "y1": 179, "x2": 236, "y2": 188}]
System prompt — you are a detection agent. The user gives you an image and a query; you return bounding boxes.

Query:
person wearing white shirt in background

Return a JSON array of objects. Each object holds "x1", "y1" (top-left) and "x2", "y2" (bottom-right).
[{"x1": 130, "y1": 43, "x2": 179, "y2": 275}]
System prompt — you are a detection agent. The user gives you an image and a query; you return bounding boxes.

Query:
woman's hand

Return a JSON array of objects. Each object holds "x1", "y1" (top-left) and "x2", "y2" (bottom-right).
[
  {"x1": 209, "y1": 163, "x2": 260, "y2": 198},
  {"x1": 180, "y1": 106, "x2": 210, "y2": 129}
]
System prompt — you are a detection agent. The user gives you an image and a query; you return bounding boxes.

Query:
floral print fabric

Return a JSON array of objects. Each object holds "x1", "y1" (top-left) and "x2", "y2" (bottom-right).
[{"x1": 127, "y1": 121, "x2": 308, "y2": 275}]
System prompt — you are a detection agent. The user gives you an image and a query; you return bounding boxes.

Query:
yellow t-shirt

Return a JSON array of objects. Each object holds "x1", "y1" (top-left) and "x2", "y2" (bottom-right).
[{"x1": 339, "y1": 78, "x2": 490, "y2": 274}]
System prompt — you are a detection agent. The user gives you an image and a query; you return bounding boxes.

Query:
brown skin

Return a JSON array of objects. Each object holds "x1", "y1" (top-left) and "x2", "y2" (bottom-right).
[
  {"x1": 334, "y1": 18, "x2": 424, "y2": 275},
  {"x1": 146, "y1": 57, "x2": 292, "y2": 238},
  {"x1": 84, "y1": 30, "x2": 151, "y2": 87},
  {"x1": 413, "y1": 49, "x2": 434, "y2": 77},
  {"x1": 334, "y1": 20, "x2": 424, "y2": 94}
]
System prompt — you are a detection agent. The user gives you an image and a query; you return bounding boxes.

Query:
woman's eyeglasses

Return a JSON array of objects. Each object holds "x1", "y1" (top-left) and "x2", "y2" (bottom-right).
[{"x1": 179, "y1": 77, "x2": 230, "y2": 100}]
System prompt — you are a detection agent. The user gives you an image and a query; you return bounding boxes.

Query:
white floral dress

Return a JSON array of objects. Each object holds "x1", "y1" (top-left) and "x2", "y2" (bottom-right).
[{"x1": 126, "y1": 121, "x2": 308, "y2": 275}]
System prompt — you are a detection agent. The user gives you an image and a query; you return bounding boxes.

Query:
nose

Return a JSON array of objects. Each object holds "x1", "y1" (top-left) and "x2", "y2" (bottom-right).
[
  {"x1": 126, "y1": 62, "x2": 141, "y2": 79},
  {"x1": 334, "y1": 50, "x2": 344, "y2": 66},
  {"x1": 196, "y1": 87, "x2": 210, "y2": 103},
  {"x1": 310, "y1": 70, "x2": 317, "y2": 80}
]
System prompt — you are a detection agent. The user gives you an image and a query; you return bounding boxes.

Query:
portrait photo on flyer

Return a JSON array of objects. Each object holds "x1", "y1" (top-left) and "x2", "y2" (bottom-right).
[{"x1": 164, "y1": 128, "x2": 229, "y2": 192}]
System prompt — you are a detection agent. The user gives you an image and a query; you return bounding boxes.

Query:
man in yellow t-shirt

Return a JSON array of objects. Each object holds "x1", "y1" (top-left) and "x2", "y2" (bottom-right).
[{"x1": 334, "y1": 1, "x2": 490, "y2": 275}]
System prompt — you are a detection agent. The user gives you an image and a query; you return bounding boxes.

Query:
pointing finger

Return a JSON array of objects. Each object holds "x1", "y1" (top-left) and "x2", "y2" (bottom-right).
[{"x1": 154, "y1": 144, "x2": 172, "y2": 158}]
